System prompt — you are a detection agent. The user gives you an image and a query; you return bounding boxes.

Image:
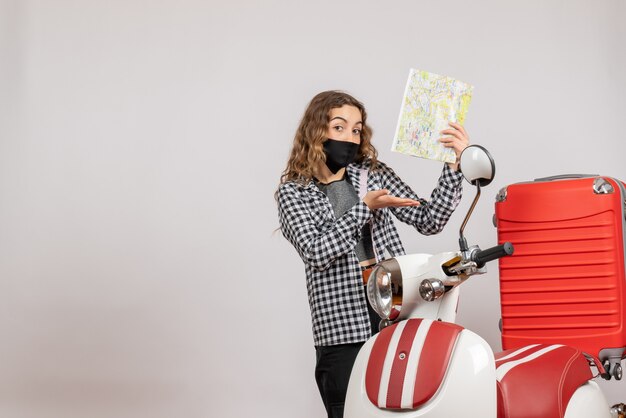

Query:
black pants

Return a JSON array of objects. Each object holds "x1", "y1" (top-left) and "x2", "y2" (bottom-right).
[
  {"x1": 314, "y1": 342, "x2": 363, "y2": 418},
  {"x1": 314, "y1": 292, "x2": 380, "y2": 418}
]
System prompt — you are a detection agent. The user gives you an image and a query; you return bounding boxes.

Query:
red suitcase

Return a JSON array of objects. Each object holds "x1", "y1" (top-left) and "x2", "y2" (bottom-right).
[{"x1": 494, "y1": 174, "x2": 626, "y2": 378}]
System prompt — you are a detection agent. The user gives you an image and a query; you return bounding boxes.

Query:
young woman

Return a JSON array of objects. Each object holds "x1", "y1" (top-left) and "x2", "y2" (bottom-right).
[{"x1": 276, "y1": 90, "x2": 469, "y2": 418}]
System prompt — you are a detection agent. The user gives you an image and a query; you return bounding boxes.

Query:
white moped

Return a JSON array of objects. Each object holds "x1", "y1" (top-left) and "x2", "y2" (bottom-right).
[{"x1": 345, "y1": 145, "x2": 625, "y2": 418}]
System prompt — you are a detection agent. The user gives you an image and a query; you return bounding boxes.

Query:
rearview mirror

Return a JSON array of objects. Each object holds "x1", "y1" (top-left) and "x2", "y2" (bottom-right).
[{"x1": 459, "y1": 145, "x2": 495, "y2": 187}]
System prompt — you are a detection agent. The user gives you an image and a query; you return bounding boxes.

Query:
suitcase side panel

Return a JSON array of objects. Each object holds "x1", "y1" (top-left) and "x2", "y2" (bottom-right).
[{"x1": 495, "y1": 177, "x2": 626, "y2": 360}]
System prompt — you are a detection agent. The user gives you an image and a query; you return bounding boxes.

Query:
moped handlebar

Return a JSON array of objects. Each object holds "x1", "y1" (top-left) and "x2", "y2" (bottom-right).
[{"x1": 472, "y1": 242, "x2": 514, "y2": 268}]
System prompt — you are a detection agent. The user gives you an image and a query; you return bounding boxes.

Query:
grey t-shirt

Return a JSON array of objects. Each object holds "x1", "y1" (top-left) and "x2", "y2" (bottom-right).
[{"x1": 316, "y1": 175, "x2": 375, "y2": 262}]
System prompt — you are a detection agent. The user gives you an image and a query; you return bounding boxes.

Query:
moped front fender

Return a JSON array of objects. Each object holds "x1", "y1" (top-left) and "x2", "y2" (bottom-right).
[{"x1": 345, "y1": 323, "x2": 496, "y2": 418}]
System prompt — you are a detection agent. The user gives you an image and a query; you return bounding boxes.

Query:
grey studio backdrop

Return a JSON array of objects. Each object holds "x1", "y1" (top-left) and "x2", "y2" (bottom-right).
[{"x1": 0, "y1": 0, "x2": 625, "y2": 417}]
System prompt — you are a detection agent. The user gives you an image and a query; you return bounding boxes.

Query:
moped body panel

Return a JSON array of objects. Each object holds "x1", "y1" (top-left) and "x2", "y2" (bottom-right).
[{"x1": 564, "y1": 381, "x2": 611, "y2": 418}]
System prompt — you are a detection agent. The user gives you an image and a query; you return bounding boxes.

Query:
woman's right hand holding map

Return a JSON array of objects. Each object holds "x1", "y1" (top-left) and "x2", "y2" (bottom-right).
[{"x1": 439, "y1": 121, "x2": 470, "y2": 171}]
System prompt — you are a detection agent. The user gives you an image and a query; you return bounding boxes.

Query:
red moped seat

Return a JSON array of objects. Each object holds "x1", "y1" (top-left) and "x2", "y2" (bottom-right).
[{"x1": 495, "y1": 344, "x2": 593, "y2": 418}]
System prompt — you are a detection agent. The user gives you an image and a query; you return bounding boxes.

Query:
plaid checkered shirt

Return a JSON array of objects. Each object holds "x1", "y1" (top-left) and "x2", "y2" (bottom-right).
[{"x1": 277, "y1": 160, "x2": 463, "y2": 346}]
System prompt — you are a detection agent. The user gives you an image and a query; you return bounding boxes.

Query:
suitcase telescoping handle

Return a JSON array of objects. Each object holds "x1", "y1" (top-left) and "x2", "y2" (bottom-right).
[
  {"x1": 534, "y1": 174, "x2": 599, "y2": 182},
  {"x1": 472, "y1": 242, "x2": 514, "y2": 268}
]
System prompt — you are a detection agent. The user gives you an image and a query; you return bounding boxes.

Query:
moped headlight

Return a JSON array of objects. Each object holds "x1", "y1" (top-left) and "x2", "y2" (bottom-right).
[
  {"x1": 366, "y1": 259, "x2": 402, "y2": 320},
  {"x1": 367, "y1": 266, "x2": 392, "y2": 318}
]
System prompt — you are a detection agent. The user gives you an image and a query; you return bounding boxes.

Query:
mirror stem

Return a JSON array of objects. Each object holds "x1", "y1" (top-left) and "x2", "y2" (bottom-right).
[{"x1": 459, "y1": 182, "x2": 481, "y2": 251}]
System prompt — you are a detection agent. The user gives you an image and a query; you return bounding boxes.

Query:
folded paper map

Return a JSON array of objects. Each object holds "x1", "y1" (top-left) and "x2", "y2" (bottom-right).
[{"x1": 391, "y1": 69, "x2": 474, "y2": 163}]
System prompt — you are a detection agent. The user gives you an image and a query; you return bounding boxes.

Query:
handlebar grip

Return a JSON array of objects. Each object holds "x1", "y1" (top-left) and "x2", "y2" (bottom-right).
[{"x1": 473, "y1": 242, "x2": 514, "y2": 268}]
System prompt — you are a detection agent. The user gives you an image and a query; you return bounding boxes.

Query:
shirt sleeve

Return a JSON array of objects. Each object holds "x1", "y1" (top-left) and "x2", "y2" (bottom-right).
[
  {"x1": 382, "y1": 163, "x2": 464, "y2": 235},
  {"x1": 277, "y1": 183, "x2": 373, "y2": 271}
]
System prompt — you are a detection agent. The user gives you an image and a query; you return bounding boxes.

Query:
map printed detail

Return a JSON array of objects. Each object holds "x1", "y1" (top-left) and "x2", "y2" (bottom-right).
[{"x1": 392, "y1": 69, "x2": 474, "y2": 163}]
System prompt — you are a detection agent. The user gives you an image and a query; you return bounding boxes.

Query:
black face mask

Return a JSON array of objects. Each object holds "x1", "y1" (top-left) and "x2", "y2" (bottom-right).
[{"x1": 322, "y1": 139, "x2": 359, "y2": 174}]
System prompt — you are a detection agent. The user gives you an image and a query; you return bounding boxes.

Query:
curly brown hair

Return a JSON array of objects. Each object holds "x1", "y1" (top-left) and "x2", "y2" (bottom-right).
[{"x1": 278, "y1": 91, "x2": 378, "y2": 186}]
